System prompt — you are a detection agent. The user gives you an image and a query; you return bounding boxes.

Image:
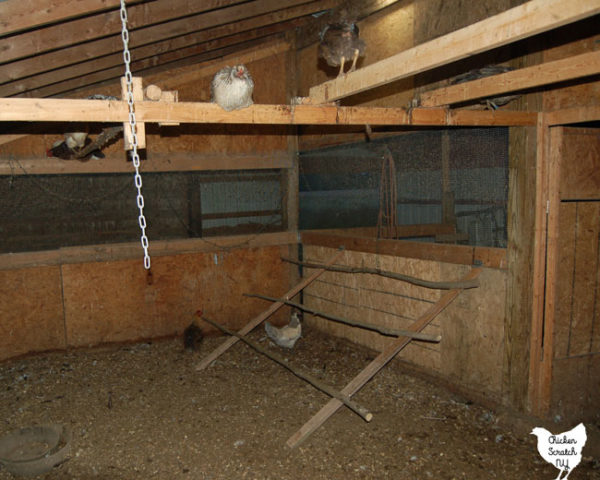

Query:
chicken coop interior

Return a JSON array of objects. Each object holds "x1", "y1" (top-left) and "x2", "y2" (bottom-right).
[{"x1": 1, "y1": 0, "x2": 599, "y2": 478}]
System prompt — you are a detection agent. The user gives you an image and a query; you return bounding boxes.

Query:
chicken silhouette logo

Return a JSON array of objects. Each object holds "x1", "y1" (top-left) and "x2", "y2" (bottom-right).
[{"x1": 531, "y1": 423, "x2": 587, "y2": 480}]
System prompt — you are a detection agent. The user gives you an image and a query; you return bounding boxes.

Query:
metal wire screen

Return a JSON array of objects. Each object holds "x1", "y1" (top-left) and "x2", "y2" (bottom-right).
[
  {"x1": 0, "y1": 168, "x2": 284, "y2": 254},
  {"x1": 299, "y1": 127, "x2": 508, "y2": 247}
]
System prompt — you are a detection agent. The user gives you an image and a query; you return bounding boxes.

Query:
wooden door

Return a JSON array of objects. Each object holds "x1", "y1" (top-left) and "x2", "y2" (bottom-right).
[{"x1": 544, "y1": 127, "x2": 600, "y2": 422}]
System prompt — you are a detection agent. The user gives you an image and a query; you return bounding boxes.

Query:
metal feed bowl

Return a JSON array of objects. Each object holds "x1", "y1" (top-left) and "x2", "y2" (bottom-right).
[{"x1": 0, "y1": 424, "x2": 71, "y2": 477}]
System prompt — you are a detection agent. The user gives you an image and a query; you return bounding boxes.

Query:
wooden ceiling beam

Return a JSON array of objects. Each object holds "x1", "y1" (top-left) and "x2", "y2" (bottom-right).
[
  {"x1": 0, "y1": 98, "x2": 537, "y2": 126},
  {"x1": 420, "y1": 51, "x2": 600, "y2": 107},
  {"x1": 0, "y1": 0, "x2": 310, "y2": 64},
  {"x1": 0, "y1": 0, "x2": 141, "y2": 37},
  {"x1": 1, "y1": 0, "x2": 338, "y2": 97},
  {"x1": 309, "y1": 0, "x2": 600, "y2": 103}
]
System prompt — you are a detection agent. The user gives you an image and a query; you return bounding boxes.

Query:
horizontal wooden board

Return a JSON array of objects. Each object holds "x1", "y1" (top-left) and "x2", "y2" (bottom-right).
[
  {"x1": 301, "y1": 230, "x2": 507, "y2": 269},
  {"x1": 0, "y1": 232, "x2": 297, "y2": 271},
  {"x1": 0, "y1": 152, "x2": 294, "y2": 175},
  {"x1": 0, "y1": 98, "x2": 537, "y2": 126}
]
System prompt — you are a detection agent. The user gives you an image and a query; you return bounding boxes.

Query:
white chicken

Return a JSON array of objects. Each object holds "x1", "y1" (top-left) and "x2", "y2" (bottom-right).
[
  {"x1": 210, "y1": 65, "x2": 254, "y2": 111},
  {"x1": 264, "y1": 311, "x2": 301, "y2": 349},
  {"x1": 531, "y1": 423, "x2": 587, "y2": 480}
]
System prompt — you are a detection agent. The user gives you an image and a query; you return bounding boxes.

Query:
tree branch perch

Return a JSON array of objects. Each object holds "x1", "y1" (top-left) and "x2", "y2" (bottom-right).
[
  {"x1": 197, "y1": 314, "x2": 373, "y2": 423},
  {"x1": 281, "y1": 257, "x2": 480, "y2": 290},
  {"x1": 244, "y1": 293, "x2": 441, "y2": 343}
]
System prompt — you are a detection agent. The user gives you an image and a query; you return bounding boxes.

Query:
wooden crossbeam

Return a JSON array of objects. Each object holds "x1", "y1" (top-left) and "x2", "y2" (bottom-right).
[
  {"x1": 309, "y1": 0, "x2": 600, "y2": 103},
  {"x1": 195, "y1": 248, "x2": 345, "y2": 370},
  {"x1": 286, "y1": 267, "x2": 482, "y2": 448},
  {"x1": 420, "y1": 51, "x2": 600, "y2": 107},
  {"x1": 0, "y1": 99, "x2": 537, "y2": 126},
  {"x1": 0, "y1": 152, "x2": 293, "y2": 176}
]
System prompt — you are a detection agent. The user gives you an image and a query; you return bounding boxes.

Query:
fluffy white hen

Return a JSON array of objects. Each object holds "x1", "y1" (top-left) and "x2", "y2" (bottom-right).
[
  {"x1": 265, "y1": 311, "x2": 301, "y2": 349},
  {"x1": 210, "y1": 65, "x2": 254, "y2": 111},
  {"x1": 530, "y1": 423, "x2": 587, "y2": 480}
]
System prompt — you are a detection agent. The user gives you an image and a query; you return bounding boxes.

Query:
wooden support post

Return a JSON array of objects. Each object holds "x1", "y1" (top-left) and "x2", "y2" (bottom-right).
[
  {"x1": 286, "y1": 267, "x2": 482, "y2": 448},
  {"x1": 195, "y1": 248, "x2": 345, "y2": 370},
  {"x1": 120, "y1": 76, "x2": 146, "y2": 149},
  {"x1": 198, "y1": 315, "x2": 373, "y2": 422},
  {"x1": 441, "y1": 131, "x2": 456, "y2": 227}
]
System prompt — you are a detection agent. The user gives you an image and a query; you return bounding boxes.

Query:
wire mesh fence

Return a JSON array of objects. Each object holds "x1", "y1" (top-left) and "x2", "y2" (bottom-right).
[{"x1": 299, "y1": 127, "x2": 508, "y2": 247}]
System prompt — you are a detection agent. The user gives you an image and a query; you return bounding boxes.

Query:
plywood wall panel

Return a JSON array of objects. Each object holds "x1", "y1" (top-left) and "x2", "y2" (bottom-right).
[
  {"x1": 569, "y1": 202, "x2": 600, "y2": 356},
  {"x1": 62, "y1": 246, "x2": 289, "y2": 347},
  {"x1": 551, "y1": 355, "x2": 600, "y2": 423},
  {"x1": 554, "y1": 202, "x2": 577, "y2": 359},
  {"x1": 0, "y1": 266, "x2": 65, "y2": 360},
  {"x1": 559, "y1": 130, "x2": 600, "y2": 200},
  {"x1": 439, "y1": 265, "x2": 506, "y2": 394},
  {"x1": 302, "y1": 245, "x2": 506, "y2": 398}
]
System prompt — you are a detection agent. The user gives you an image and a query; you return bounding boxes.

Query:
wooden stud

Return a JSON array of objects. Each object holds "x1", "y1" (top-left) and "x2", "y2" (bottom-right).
[
  {"x1": 286, "y1": 267, "x2": 482, "y2": 448},
  {"x1": 528, "y1": 114, "x2": 551, "y2": 416},
  {"x1": 120, "y1": 76, "x2": 146, "y2": 150},
  {"x1": 309, "y1": 0, "x2": 600, "y2": 103}
]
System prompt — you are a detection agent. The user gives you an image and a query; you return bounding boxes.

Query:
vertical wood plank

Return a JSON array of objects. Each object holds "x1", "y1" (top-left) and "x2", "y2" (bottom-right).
[
  {"x1": 121, "y1": 76, "x2": 146, "y2": 150},
  {"x1": 527, "y1": 116, "x2": 552, "y2": 416}
]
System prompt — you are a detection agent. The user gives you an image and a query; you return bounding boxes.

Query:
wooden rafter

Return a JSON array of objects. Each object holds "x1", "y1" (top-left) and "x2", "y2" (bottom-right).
[
  {"x1": 1, "y1": 0, "x2": 299, "y2": 64},
  {"x1": 0, "y1": 0, "x2": 140, "y2": 37},
  {"x1": 0, "y1": 98, "x2": 537, "y2": 126},
  {"x1": 2, "y1": 18, "x2": 308, "y2": 98},
  {"x1": 420, "y1": 51, "x2": 600, "y2": 107},
  {"x1": 309, "y1": 0, "x2": 600, "y2": 103},
  {"x1": 0, "y1": 0, "x2": 337, "y2": 87}
]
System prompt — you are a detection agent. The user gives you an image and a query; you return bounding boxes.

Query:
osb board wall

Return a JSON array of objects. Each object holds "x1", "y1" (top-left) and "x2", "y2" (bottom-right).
[
  {"x1": 559, "y1": 128, "x2": 600, "y2": 200},
  {"x1": 302, "y1": 245, "x2": 507, "y2": 398},
  {"x1": 0, "y1": 245, "x2": 290, "y2": 361},
  {"x1": 0, "y1": 39, "x2": 290, "y2": 158},
  {"x1": 0, "y1": 267, "x2": 66, "y2": 360}
]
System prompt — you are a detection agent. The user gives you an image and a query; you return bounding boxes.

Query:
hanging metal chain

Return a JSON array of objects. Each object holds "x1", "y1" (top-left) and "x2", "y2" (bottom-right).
[{"x1": 119, "y1": 0, "x2": 151, "y2": 269}]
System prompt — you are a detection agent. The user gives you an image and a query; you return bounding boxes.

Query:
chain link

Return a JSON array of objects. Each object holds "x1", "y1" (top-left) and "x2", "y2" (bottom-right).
[{"x1": 119, "y1": 0, "x2": 151, "y2": 269}]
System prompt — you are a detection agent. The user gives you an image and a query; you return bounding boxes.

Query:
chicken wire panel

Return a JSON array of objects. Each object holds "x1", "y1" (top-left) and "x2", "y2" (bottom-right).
[
  {"x1": 299, "y1": 127, "x2": 508, "y2": 247},
  {"x1": 199, "y1": 171, "x2": 283, "y2": 234},
  {"x1": 0, "y1": 169, "x2": 284, "y2": 254}
]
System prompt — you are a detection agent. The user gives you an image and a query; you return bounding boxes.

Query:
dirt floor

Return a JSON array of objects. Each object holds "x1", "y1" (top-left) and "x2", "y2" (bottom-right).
[{"x1": 0, "y1": 326, "x2": 598, "y2": 480}]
